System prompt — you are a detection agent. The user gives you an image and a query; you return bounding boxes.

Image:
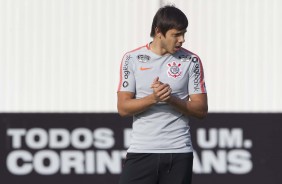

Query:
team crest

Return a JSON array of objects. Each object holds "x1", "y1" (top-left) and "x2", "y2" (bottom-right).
[{"x1": 167, "y1": 61, "x2": 182, "y2": 78}]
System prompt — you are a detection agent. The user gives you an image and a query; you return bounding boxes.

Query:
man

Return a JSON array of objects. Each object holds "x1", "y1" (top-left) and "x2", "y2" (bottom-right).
[{"x1": 117, "y1": 5, "x2": 208, "y2": 184}]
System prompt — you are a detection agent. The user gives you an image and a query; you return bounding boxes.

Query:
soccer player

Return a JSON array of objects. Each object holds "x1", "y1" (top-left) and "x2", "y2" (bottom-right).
[{"x1": 117, "y1": 5, "x2": 208, "y2": 184}]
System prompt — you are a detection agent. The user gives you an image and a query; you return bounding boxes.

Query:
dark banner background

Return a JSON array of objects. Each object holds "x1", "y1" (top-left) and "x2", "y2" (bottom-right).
[{"x1": 0, "y1": 113, "x2": 281, "y2": 184}]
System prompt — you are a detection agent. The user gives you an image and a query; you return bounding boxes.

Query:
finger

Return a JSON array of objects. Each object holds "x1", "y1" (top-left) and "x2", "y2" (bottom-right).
[
  {"x1": 157, "y1": 83, "x2": 170, "y2": 91},
  {"x1": 159, "y1": 90, "x2": 171, "y2": 101},
  {"x1": 151, "y1": 77, "x2": 160, "y2": 88},
  {"x1": 152, "y1": 81, "x2": 166, "y2": 89},
  {"x1": 151, "y1": 83, "x2": 160, "y2": 88},
  {"x1": 162, "y1": 88, "x2": 172, "y2": 96},
  {"x1": 156, "y1": 86, "x2": 170, "y2": 97},
  {"x1": 152, "y1": 77, "x2": 159, "y2": 84},
  {"x1": 162, "y1": 96, "x2": 171, "y2": 102}
]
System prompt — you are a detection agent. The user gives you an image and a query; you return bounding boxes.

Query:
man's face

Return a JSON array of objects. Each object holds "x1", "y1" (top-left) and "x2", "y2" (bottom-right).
[{"x1": 160, "y1": 29, "x2": 186, "y2": 54}]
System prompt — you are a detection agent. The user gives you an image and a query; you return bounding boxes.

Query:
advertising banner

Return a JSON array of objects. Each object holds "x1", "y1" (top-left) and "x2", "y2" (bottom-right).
[{"x1": 0, "y1": 113, "x2": 281, "y2": 184}]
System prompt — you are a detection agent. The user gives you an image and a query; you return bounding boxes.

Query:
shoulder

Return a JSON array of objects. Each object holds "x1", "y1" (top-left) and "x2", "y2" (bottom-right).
[
  {"x1": 122, "y1": 44, "x2": 149, "y2": 59},
  {"x1": 179, "y1": 48, "x2": 201, "y2": 59},
  {"x1": 120, "y1": 44, "x2": 152, "y2": 66},
  {"x1": 174, "y1": 48, "x2": 203, "y2": 64}
]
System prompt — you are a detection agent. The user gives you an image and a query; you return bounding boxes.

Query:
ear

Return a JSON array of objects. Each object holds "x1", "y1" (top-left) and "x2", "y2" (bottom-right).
[{"x1": 155, "y1": 27, "x2": 162, "y2": 38}]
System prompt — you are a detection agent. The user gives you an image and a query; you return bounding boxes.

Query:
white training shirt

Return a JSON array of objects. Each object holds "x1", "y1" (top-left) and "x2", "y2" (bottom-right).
[{"x1": 118, "y1": 43, "x2": 207, "y2": 153}]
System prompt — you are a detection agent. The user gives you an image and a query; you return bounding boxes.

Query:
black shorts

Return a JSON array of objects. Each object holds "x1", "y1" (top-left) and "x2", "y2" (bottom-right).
[{"x1": 119, "y1": 152, "x2": 193, "y2": 184}]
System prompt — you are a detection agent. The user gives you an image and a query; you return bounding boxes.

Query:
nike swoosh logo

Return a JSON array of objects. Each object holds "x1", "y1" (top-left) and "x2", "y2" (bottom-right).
[{"x1": 140, "y1": 67, "x2": 152, "y2": 71}]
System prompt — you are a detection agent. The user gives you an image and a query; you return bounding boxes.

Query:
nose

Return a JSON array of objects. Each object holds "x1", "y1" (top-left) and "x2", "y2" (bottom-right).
[{"x1": 179, "y1": 35, "x2": 185, "y2": 43}]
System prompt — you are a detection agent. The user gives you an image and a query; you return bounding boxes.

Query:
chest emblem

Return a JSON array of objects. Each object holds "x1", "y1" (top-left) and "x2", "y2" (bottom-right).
[{"x1": 167, "y1": 61, "x2": 182, "y2": 79}]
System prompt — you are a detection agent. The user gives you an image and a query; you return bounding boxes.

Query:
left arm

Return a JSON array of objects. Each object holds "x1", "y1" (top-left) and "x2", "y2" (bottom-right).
[
  {"x1": 151, "y1": 81, "x2": 208, "y2": 119},
  {"x1": 151, "y1": 55, "x2": 208, "y2": 119},
  {"x1": 167, "y1": 93, "x2": 208, "y2": 119}
]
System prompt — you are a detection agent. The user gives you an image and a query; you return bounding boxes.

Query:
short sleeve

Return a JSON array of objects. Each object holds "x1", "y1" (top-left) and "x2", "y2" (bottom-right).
[
  {"x1": 188, "y1": 55, "x2": 207, "y2": 95},
  {"x1": 117, "y1": 54, "x2": 136, "y2": 93}
]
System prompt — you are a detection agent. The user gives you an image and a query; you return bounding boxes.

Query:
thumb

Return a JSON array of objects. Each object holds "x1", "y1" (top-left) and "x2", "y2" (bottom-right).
[
  {"x1": 151, "y1": 77, "x2": 159, "y2": 88},
  {"x1": 153, "y1": 76, "x2": 159, "y2": 83}
]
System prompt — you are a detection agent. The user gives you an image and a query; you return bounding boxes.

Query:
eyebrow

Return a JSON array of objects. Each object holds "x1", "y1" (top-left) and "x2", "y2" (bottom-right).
[{"x1": 174, "y1": 30, "x2": 187, "y2": 35}]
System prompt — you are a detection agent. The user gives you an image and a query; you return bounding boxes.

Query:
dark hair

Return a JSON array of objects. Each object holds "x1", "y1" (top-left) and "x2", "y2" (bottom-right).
[{"x1": 150, "y1": 5, "x2": 188, "y2": 37}]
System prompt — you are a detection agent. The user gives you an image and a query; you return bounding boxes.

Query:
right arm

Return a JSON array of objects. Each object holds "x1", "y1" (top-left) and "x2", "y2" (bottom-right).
[
  {"x1": 117, "y1": 92, "x2": 156, "y2": 117},
  {"x1": 117, "y1": 52, "x2": 170, "y2": 117},
  {"x1": 117, "y1": 77, "x2": 171, "y2": 117}
]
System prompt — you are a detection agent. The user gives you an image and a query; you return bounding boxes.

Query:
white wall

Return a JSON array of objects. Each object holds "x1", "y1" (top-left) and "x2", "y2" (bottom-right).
[{"x1": 0, "y1": 0, "x2": 281, "y2": 112}]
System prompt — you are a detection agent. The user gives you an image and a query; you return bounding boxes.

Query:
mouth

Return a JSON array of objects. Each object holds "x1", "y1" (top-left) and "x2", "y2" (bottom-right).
[{"x1": 175, "y1": 45, "x2": 181, "y2": 50}]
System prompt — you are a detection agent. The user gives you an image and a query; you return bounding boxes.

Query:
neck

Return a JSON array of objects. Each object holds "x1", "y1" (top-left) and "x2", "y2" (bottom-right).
[{"x1": 149, "y1": 40, "x2": 169, "y2": 56}]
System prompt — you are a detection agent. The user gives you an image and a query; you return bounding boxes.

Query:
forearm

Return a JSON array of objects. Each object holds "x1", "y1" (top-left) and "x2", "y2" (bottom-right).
[
  {"x1": 117, "y1": 94, "x2": 157, "y2": 117},
  {"x1": 167, "y1": 95, "x2": 208, "y2": 119},
  {"x1": 118, "y1": 78, "x2": 171, "y2": 117}
]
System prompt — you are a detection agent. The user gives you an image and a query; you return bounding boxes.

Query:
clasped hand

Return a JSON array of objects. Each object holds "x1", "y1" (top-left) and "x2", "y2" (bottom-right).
[{"x1": 151, "y1": 77, "x2": 172, "y2": 102}]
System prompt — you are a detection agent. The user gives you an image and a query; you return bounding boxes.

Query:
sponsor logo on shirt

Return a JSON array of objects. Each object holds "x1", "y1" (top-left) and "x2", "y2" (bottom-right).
[
  {"x1": 167, "y1": 61, "x2": 182, "y2": 79},
  {"x1": 191, "y1": 56, "x2": 199, "y2": 63},
  {"x1": 123, "y1": 55, "x2": 131, "y2": 79},
  {"x1": 139, "y1": 67, "x2": 152, "y2": 71},
  {"x1": 178, "y1": 55, "x2": 192, "y2": 62},
  {"x1": 178, "y1": 55, "x2": 199, "y2": 63},
  {"x1": 193, "y1": 63, "x2": 201, "y2": 91},
  {"x1": 137, "y1": 55, "x2": 150, "y2": 63},
  {"x1": 122, "y1": 81, "x2": 129, "y2": 88}
]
